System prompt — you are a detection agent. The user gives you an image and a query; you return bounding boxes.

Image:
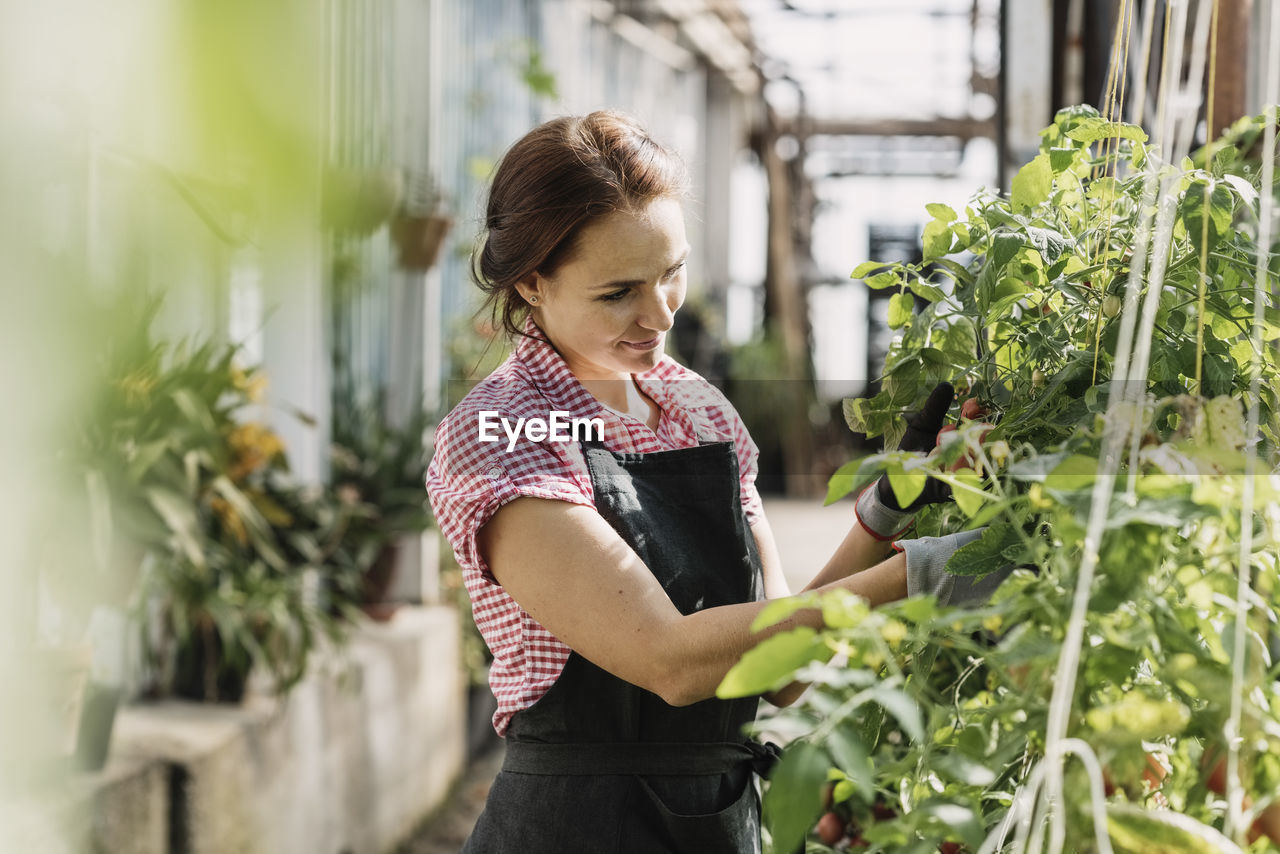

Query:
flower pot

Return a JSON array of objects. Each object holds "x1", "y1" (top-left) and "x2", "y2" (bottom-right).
[
  {"x1": 74, "y1": 682, "x2": 123, "y2": 772},
  {"x1": 390, "y1": 212, "x2": 452, "y2": 270},
  {"x1": 359, "y1": 543, "x2": 402, "y2": 622}
]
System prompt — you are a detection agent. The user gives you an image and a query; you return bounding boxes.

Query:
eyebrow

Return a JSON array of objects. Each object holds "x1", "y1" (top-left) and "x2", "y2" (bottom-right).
[{"x1": 592, "y1": 249, "x2": 690, "y2": 290}]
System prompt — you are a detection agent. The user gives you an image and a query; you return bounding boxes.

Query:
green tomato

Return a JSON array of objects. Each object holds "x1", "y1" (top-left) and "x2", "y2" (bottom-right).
[{"x1": 1102, "y1": 294, "x2": 1122, "y2": 317}]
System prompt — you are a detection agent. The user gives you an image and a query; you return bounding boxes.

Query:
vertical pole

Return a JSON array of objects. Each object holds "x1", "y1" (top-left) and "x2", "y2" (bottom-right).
[{"x1": 1210, "y1": 0, "x2": 1253, "y2": 138}]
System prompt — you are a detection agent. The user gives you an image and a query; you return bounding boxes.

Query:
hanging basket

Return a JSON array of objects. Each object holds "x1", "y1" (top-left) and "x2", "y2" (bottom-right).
[{"x1": 390, "y1": 212, "x2": 453, "y2": 271}]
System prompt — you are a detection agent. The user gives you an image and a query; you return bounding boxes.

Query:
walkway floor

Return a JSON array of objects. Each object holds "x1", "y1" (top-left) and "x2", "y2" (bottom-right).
[{"x1": 398, "y1": 496, "x2": 849, "y2": 852}]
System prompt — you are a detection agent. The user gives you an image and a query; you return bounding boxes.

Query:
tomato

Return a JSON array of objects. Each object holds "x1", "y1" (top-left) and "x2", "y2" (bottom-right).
[
  {"x1": 816, "y1": 811, "x2": 845, "y2": 845},
  {"x1": 959, "y1": 398, "x2": 986, "y2": 420},
  {"x1": 1199, "y1": 752, "x2": 1279, "y2": 844},
  {"x1": 1102, "y1": 295, "x2": 1122, "y2": 317},
  {"x1": 938, "y1": 843, "x2": 963, "y2": 854},
  {"x1": 1031, "y1": 369, "x2": 1045, "y2": 388}
]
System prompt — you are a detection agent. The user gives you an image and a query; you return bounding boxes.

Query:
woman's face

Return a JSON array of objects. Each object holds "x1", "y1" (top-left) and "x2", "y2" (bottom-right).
[{"x1": 524, "y1": 197, "x2": 688, "y2": 382}]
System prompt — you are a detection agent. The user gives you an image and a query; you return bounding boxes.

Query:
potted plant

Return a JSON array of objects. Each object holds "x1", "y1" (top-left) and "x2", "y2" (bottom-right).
[
  {"x1": 389, "y1": 171, "x2": 452, "y2": 270},
  {"x1": 719, "y1": 106, "x2": 1280, "y2": 853},
  {"x1": 60, "y1": 295, "x2": 360, "y2": 704},
  {"x1": 330, "y1": 365, "x2": 434, "y2": 621}
]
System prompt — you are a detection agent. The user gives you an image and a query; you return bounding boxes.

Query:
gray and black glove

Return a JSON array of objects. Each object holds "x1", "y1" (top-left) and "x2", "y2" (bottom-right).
[
  {"x1": 855, "y1": 382, "x2": 956, "y2": 540},
  {"x1": 897, "y1": 528, "x2": 1014, "y2": 608}
]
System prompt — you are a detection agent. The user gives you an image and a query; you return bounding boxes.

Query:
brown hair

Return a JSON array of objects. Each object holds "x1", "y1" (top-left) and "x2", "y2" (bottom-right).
[{"x1": 472, "y1": 110, "x2": 690, "y2": 338}]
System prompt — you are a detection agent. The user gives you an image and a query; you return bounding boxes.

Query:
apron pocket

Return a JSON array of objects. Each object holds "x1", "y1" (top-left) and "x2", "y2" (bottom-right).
[{"x1": 627, "y1": 773, "x2": 761, "y2": 854}]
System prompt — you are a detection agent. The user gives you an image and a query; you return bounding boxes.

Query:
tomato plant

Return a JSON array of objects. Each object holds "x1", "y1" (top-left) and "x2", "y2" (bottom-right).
[{"x1": 721, "y1": 107, "x2": 1280, "y2": 854}]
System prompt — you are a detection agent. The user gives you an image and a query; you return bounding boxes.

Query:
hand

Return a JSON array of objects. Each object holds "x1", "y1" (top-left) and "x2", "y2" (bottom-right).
[
  {"x1": 875, "y1": 381, "x2": 957, "y2": 511},
  {"x1": 855, "y1": 382, "x2": 956, "y2": 540},
  {"x1": 898, "y1": 528, "x2": 1014, "y2": 607}
]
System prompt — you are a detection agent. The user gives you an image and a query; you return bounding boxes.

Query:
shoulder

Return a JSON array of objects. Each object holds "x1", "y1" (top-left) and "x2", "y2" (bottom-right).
[
  {"x1": 648, "y1": 356, "x2": 736, "y2": 413},
  {"x1": 435, "y1": 358, "x2": 552, "y2": 449}
]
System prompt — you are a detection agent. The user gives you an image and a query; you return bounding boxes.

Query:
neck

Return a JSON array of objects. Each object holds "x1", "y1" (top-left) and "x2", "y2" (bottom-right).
[{"x1": 579, "y1": 376, "x2": 636, "y2": 413}]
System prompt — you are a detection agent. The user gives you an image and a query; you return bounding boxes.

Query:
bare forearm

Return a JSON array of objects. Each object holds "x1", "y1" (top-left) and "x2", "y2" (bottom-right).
[
  {"x1": 658, "y1": 551, "x2": 908, "y2": 706},
  {"x1": 801, "y1": 521, "x2": 898, "y2": 592}
]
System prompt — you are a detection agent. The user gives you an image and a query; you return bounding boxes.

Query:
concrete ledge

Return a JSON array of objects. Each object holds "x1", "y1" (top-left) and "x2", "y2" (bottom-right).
[{"x1": 5, "y1": 605, "x2": 466, "y2": 854}]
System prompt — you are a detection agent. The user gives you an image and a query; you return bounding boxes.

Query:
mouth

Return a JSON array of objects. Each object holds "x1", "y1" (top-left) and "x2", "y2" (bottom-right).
[{"x1": 621, "y1": 335, "x2": 662, "y2": 352}]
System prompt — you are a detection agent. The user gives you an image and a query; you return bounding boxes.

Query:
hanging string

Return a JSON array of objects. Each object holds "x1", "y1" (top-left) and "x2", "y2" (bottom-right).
[
  {"x1": 1225, "y1": 0, "x2": 1279, "y2": 839},
  {"x1": 1195, "y1": 0, "x2": 1222, "y2": 397},
  {"x1": 1092, "y1": 0, "x2": 1136, "y2": 385},
  {"x1": 1030, "y1": 2, "x2": 1219, "y2": 852}
]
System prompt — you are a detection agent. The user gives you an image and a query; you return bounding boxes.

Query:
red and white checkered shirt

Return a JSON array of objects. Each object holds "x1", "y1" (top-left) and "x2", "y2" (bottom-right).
[{"x1": 426, "y1": 317, "x2": 763, "y2": 735}]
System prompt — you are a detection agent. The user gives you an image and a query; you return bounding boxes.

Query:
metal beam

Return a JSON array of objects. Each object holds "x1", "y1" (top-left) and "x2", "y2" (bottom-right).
[{"x1": 774, "y1": 116, "x2": 995, "y2": 140}]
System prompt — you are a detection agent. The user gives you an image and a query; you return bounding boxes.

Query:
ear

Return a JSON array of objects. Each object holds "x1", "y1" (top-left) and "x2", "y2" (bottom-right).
[{"x1": 515, "y1": 272, "x2": 547, "y2": 307}]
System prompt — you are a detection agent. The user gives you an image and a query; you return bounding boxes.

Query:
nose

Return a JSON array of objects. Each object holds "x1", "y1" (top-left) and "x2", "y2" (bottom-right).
[{"x1": 638, "y1": 285, "x2": 677, "y2": 333}]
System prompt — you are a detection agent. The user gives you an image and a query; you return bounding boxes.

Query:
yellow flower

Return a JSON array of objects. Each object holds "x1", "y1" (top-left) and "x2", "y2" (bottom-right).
[
  {"x1": 210, "y1": 495, "x2": 248, "y2": 545},
  {"x1": 231, "y1": 364, "x2": 269, "y2": 403},
  {"x1": 879, "y1": 618, "x2": 909, "y2": 647},
  {"x1": 227, "y1": 422, "x2": 286, "y2": 481},
  {"x1": 115, "y1": 369, "x2": 157, "y2": 406}
]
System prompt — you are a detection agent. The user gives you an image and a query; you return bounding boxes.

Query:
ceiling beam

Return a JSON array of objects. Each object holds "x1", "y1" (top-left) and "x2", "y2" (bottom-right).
[{"x1": 774, "y1": 116, "x2": 995, "y2": 140}]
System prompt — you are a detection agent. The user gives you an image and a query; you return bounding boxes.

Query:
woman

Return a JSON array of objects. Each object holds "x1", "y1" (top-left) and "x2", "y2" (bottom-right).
[{"x1": 426, "y1": 110, "x2": 1007, "y2": 853}]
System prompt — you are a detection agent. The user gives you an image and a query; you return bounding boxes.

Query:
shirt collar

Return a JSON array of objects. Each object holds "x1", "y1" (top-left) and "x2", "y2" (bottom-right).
[
  {"x1": 514, "y1": 314, "x2": 717, "y2": 417},
  {"x1": 513, "y1": 315, "x2": 605, "y2": 416}
]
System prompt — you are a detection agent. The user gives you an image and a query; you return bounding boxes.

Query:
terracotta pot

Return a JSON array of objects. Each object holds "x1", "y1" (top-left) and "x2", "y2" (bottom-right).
[
  {"x1": 359, "y1": 543, "x2": 402, "y2": 622},
  {"x1": 390, "y1": 213, "x2": 452, "y2": 270}
]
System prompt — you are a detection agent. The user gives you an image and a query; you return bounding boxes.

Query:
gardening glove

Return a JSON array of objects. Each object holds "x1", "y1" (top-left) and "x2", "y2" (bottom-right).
[
  {"x1": 854, "y1": 382, "x2": 956, "y2": 540},
  {"x1": 897, "y1": 528, "x2": 1015, "y2": 608}
]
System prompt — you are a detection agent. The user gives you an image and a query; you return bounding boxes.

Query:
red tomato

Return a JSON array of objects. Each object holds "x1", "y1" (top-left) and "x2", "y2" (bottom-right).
[
  {"x1": 938, "y1": 843, "x2": 963, "y2": 854},
  {"x1": 816, "y1": 811, "x2": 845, "y2": 845},
  {"x1": 960, "y1": 398, "x2": 986, "y2": 420}
]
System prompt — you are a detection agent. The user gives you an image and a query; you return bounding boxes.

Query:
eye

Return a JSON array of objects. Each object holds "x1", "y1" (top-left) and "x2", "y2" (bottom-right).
[
  {"x1": 599, "y1": 288, "x2": 630, "y2": 303},
  {"x1": 663, "y1": 262, "x2": 686, "y2": 281}
]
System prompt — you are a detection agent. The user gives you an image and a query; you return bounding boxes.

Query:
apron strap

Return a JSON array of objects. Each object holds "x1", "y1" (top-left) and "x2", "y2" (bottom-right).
[{"x1": 502, "y1": 739, "x2": 782, "y2": 778}]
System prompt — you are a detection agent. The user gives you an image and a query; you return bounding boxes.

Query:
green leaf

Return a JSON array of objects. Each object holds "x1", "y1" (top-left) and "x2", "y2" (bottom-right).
[
  {"x1": 824, "y1": 729, "x2": 874, "y2": 799},
  {"x1": 925, "y1": 202, "x2": 957, "y2": 222},
  {"x1": 751, "y1": 593, "x2": 825, "y2": 633},
  {"x1": 906, "y1": 280, "x2": 947, "y2": 303},
  {"x1": 950, "y1": 470, "x2": 988, "y2": 518},
  {"x1": 886, "y1": 465, "x2": 926, "y2": 508},
  {"x1": 946, "y1": 525, "x2": 1022, "y2": 577},
  {"x1": 763, "y1": 741, "x2": 829, "y2": 854},
  {"x1": 932, "y1": 753, "x2": 998, "y2": 787},
  {"x1": 1010, "y1": 153, "x2": 1053, "y2": 212},
  {"x1": 1048, "y1": 146, "x2": 1079, "y2": 174},
  {"x1": 865, "y1": 271, "x2": 901, "y2": 290},
  {"x1": 870, "y1": 684, "x2": 924, "y2": 742},
  {"x1": 1046, "y1": 454, "x2": 1097, "y2": 490},
  {"x1": 1065, "y1": 118, "x2": 1148, "y2": 144},
  {"x1": 717, "y1": 627, "x2": 832, "y2": 698},
  {"x1": 922, "y1": 219, "x2": 953, "y2": 262},
  {"x1": 820, "y1": 589, "x2": 871, "y2": 629},
  {"x1": 1105, "y1": 803, "x2": 1245, "y2": 854},
  {"x1": 1024, "y1": 226, "x2": 1069, "y2": 264},
  {"x1": 888, "y1": 292, "x2": 914, "y2": 329},
  {"x1": 1182, "y1": 181, "x2": 1234, "y2": 255},
  {"x1": 146, "y1": 487, "x2": 205, "y2": 568},
  {"x1": 915, "y1": 800, "x2": 987, "y2": 850},
  {"x1": 989, "y1": 231, "x2": 1024, "y2": 271},
  {"x1": 851, "y1": 261, "x2": 884, "y2": 279},
  {"x1": 824, "y1": 458, "x2": 865, "y2": 505}
]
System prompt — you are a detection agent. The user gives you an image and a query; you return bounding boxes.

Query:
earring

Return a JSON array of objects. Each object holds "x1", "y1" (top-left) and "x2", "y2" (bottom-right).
[{"x1": 528, "y1": 296, "x2": 539, "y2": 305}]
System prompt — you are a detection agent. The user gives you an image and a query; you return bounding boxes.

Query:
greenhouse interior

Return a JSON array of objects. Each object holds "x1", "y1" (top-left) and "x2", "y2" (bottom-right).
[{"x1": 2, "y1": 0, "x2": 1278, "y2": 852}]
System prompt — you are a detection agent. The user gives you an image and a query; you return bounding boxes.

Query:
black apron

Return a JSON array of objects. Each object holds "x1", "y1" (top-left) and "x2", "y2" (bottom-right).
[{"x1": 461, "y1": 440, "x2": 779, "y2": 853}]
